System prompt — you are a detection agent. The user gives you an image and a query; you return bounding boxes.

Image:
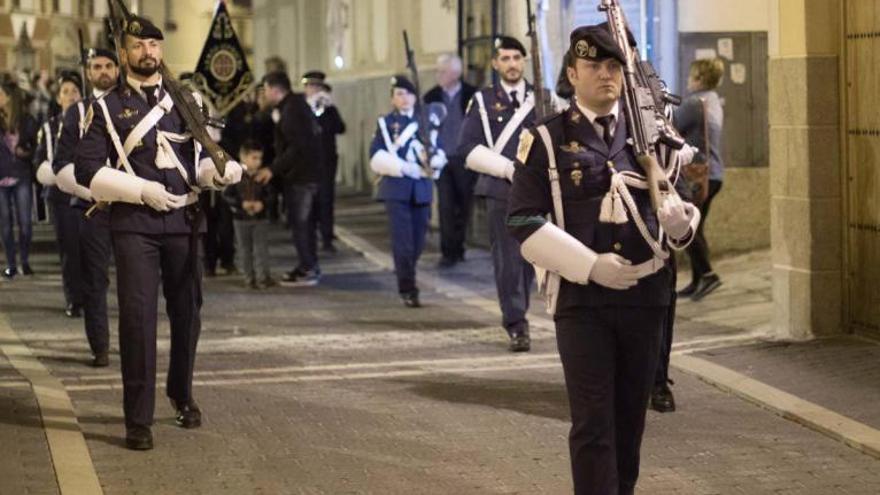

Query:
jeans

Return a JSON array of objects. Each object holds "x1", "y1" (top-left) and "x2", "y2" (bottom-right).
[
  {"x1": 0, "y1": 179, "x2": 33, "y2": 270},
  {"x1": 285, "y1": 182, "x2": 319, "y2": 272},
  {"x1": 234, "y1": 219, "x2": 270, "y2": 282}
]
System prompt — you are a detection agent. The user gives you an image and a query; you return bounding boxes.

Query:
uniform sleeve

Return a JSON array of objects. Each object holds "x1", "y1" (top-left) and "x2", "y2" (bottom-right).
[
  {"x1": 506, "y1": 129, "x2": 553, "y2": 244},
  {"x1": 53, "y1": 105, "x2": 81, "y2": 173},
  {"x1": 74, "y1": 101, "x2": 114, "y2": 188},
  {"x1": 326, "y1": 106, "x2": 346, "y2": 135},
  {"x1": 368, "y1": 121, "x2": 385, "y2": 157},
  {"x1": 451, "y1": 95, "x2": 486, "y2": 163}
]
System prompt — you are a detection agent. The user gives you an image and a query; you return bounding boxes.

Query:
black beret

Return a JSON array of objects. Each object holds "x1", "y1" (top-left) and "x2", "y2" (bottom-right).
[
  {"x1": 85, "y1": 47, "x2": 118, "y2": 65},
  {"x1": 493, "y1": 36, "x2": 527, "y2": 57},
  {"x1": 568, "y1": 24, "x2": 627, "y2": 66},
  {"x1": 57, "y1": 71, "x2": 82, "y2": 92},
  {"x1": 390, "y1": 74, "x2": 416, "y2": 95},
  {"x1": 596, "y1": 21, "x2": 637, "y2": 49},
  {"x1": 301, "y1": 70, "x2": 331, "y2": 91},
  {"x1": 124, "y1": 16, "x2": 164, "y2": 41}
]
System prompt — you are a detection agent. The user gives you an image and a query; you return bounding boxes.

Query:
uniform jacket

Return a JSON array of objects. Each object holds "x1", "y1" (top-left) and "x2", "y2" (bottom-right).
[
  {"x1": 222, "y1": 171, "x2": 275, "y2": 221},
  {"x1": 368, "y1": 110, "x2": 433, "y2": 205},
  {"x1": 456, "y1": 83, "x2": 535, "y2": 201},
  {"x1": 270, "y1": 92, "x2": 324, "y2": 185},
  {"x1": 74, "y1": 82, "x2": 208, "y2": 235},
  {"x1": 34, "y1": 113, "x2": 70, "y2": 204},
  {"x1": 507, "y1": 104, "x2": 675, "y2": 310},
  {"x1": 53, "y1": 99, "x2": 93, "y2": 208}
]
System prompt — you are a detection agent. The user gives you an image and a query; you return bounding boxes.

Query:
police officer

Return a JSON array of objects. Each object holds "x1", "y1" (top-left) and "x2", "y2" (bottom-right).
[
  {"x1": 53, "y1": 48, "x2": 120, "y2": 368},
  {"x1": 74, "y1": 16, "x2": 242, "y2": 450},
  {"x1": 301, "y1": 70, "x2": 346, "y2": 253},
  {"x1": 507, "y1": 25, "x2": 700, "y2": 494},
  {"x1": 457, "y1": 36, "x2": 535, "y2": 352},
  {"x1": 369, "y1": 75, "x2": 445, "y2": 308},
  {"x1": 35, "y1": 72, "x2": 84, "y2": 318}
]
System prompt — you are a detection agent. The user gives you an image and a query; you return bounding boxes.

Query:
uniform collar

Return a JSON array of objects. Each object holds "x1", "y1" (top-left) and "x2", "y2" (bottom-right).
[
  {"x1": 575, "y1": 100, "x2": 619, "y2": 125},
  {"x1": 92, "y1": 88, "x2": 109, "y2": 99},
  {"x1": 500, "y1": 78, "x2": 527, "y2": 100},
  {"x1": 396, "y1": 108, "x2": 414, "y2": 119},
  {"x1": 126, "y1": 75, "x2": 163, "y2": 99}
]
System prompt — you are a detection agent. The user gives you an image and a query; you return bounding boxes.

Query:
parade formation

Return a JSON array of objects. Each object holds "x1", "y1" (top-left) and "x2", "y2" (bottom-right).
[{"x1": 5, "y1": 0, "x2": 875, "y2": 494}]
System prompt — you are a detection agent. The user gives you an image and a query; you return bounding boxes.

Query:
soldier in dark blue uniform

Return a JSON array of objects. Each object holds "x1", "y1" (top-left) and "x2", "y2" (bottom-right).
[
  {"x1": 53, "y1": 48, "x2": 120, "y2": 368},
  {"x1": 369, "y1": 75, "x2": 445, "y2": 308},
  {"x1": 74, "y1": 17, "x2": 242, "y2": 450},
  {"x1": 507, "y1": 25, "x2": 700, "y2": 494},
  {"x1": 34, "y1": 72, "x2": 83, "y2": 318},
  {"x1": 457, "y1": 36, "x2": 535, "y2": 352}
]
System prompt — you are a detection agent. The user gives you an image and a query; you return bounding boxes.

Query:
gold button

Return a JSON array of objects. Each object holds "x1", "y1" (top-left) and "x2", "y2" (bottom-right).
[{"x1": 613, "y1": 242, "x2": 622, "y2": 251}]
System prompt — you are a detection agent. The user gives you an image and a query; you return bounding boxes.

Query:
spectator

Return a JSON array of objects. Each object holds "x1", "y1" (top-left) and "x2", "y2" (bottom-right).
[
  {"x1": 423, "y1": 54, "x2": 477, "y2": 268},
  {"x1": 223, "y1": 140, "x2": 276, "y2": 289},
  {"x1": 675, "y1": 58, "x2": 725, "y2": 301},
  {"x1": 254, "y1": 71, "x2": 324, "y2": 287},
  {"x1": 301, "y1": 71, "x2": 345, "y2": 253},
  {"x1": 0, "y1": 77, "x2": 39, "y2": 279}
]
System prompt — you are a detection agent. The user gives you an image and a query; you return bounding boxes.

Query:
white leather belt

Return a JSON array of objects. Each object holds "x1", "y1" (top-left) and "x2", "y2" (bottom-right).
[{"x1": 632, "y1": 256, "x2": 666, "y2": 279}]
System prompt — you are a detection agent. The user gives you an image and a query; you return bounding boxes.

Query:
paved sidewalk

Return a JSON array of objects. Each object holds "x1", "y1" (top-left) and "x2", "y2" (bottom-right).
[{"x1": 0, "y1": 194, "x2": 878, "y2": 494}]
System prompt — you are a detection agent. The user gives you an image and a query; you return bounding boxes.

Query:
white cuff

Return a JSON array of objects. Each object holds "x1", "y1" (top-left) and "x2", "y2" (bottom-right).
[
  {"x1": 36, "y1": 161, "x2": 56, "y2": 186},
  {"x1": 89, "y1": 167, "x2": 146, "y2": 204},
  {"x1": 56, "y1": 164, "x2": 78, "y2": 194},
  {"x1": 466, "y1": 145, "x2": 514, "y2": 180},
  {"x1": 370, "y1": 150, "x2": 405, "y2": 178},
  {"x1": 521, "y1": 222, "x2": 598, "y2": 285}
]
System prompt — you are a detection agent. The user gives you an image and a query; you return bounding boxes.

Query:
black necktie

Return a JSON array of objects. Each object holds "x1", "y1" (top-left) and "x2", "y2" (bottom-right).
[
  {"x1": 510, "y1": 90, "x2": 520, "y2": 109},
  {"x1": 596, "y1": 115, "x2": 615, "y2": 148},
  {"x1": 142, "y1": 85, "x2": 158, "y2": 107}
]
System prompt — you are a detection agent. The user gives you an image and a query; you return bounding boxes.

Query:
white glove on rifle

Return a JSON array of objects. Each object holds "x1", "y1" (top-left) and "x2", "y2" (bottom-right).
[
  {"x1": 213, "y1": 160, "x2": 243, "y2": 187},
  {"x1": 588, "y1": 253, "x2": 641, "y2": 291},
  {"x1": 198, "y1": 158, "x2": 243, "y2": 189},
  {"x1": 658, "y1": 194, "x2": 696, "y2": 240},
  {"x1": 141, "y1": 181, "x2": 188, "y2": 212}
]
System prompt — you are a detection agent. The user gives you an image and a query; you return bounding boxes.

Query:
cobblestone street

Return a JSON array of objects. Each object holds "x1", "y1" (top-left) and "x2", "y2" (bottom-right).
[{"x1": 1, "y1": 195, "x2": 879, "y2": 495}]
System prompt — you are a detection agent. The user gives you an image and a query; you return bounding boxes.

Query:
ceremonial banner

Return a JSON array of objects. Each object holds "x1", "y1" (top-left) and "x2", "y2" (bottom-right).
[{"x1": 193, "y1": 0, "x2": 254, "y2": 116}]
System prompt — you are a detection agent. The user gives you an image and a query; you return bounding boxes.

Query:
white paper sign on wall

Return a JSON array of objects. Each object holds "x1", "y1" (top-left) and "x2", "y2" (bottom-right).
[
  {"x1": 717, "y1": 38, "x2": 734, "y2": 60},
  {"x1": 695, "y1": 48, "x2": 717, "y2": 60},
  {"x1": 730, "y1": 63, "x2": 747, "y2": 85}
]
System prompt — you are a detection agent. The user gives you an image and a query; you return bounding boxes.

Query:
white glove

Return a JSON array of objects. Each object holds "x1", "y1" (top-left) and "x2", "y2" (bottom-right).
[
  {"x1": 141, "y1": 181, "x2": 188, "y2": 212},
  {"x1": 588, "y1": 253, "x2": 641, "y2": 290},
  {"x1": 401, "y1": 162, "x2": 424, "y2": 180},
  {"x1": 429, "y1": 151, "x2": 447, "y2": 171},
  {"x1": 504, "y1": 161, "x2": 515, "y2": 182},
  {"x1": 677, "y1": 144, "x2": 698, "y2": 166},
  {"x1": 658, "y1": 194, "x2": 695, "y2": 240},
  {"x1": 213, "y1": 160, "x2": 243, "y2": 187}
]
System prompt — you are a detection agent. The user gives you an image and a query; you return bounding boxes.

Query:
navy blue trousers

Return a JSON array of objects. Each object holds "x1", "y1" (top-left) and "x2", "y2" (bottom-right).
[
  {"x1": 50, "y1": 199, "x2": 84, "y2": 306},
  {"x1": 486, "y1": 197, "x2": 533, "y2": 335},
  {"x1": 79, "y1": 208, "x2": 112, "y2": 355},
  {"x1": 384, "y1": 200, "x2": 430, "y2": 295}
]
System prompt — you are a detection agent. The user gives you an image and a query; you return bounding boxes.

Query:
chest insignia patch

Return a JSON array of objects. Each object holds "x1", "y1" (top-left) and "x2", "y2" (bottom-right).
[
  {"x1": 570, "y1": 169, "x2": 584, "y2": 187},
  {"x1": 561, "y1": 141, "x2": 586, "y2": 154},
  {"x1": 493, "y1": 101, "x2": 507, "y2": 112},
  {"x1": 570, "y1": 111, "x2": 582, "y2": 123},
  {"x1": 119, "y1": 107, "x2": 139, "y2": 120},
  {"x1": 516, "y1": 129, "x2": 534, "y2": 164}
]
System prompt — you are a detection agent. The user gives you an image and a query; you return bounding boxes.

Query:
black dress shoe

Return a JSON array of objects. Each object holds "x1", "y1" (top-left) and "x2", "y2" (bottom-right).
[
  {"x1": 65, "y1": 304, "x2": 83, "y2": 318},
  {"x1": 21, "y1": 264, "x2": 33, "y2": 276},
  {"x1": 91, "y1": 353, "x2": 109, "y2": 368},
  {"x1": 171, "y1": 399, "x2": 202, "y2": 429},
  {"x1": 508, "y1": 333, "x2": 531, "y2": 352},
  {"x1": 691, "y1": 273, "x2": 722, "y2": 302},
  {"x1": 322, "y1": 243, "x2": 338, "y2": 254},
  {"x1": 677, "y1": 281, "x2": 698, "y2": 297},
  {"x1": 650, "y1": 383, "x2": 676, "y2": 413},
  {"x1": 401, "y1": 292, "x2": 421, "y2": 308},
  {"x1": 437, "y1": 257, "x2": 457, "y2": 269},
  {"x1": 125, "y1": 426, "x2": 153, "y2": 450}
]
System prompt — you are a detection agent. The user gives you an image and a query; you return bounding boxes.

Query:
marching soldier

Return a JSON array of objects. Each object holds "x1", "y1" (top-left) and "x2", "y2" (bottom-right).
[
  {"x1": 507, "y1": 25, "x2": 700, "y2": 494},
  {"x1": 369, "y1": 75, "x2": 445, "y2": 307},
  {"x1": 35, "y1": 72, "x2": 84, "y2": 318},
  {"x1": 73, "y1": 16, "x2": 242, "y2": 450},
  {"x1": 53, "y1": 48, "x2": 120, "y2": 367},
  {"x1": 457, "y1": 36, "x2": 536, "y2": 352}
]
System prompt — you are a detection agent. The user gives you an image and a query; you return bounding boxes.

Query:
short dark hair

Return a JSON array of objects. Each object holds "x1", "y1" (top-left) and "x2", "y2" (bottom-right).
[
  {"x1": 239, "y1": 139, "x2": 263, "y2": 154},
  {"x1": 262, "y1": 71, "x2": 291, "y2": 92}
]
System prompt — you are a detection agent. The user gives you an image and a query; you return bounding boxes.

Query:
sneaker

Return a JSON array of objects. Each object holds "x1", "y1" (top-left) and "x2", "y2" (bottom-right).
[
  {"x1": 279, "y1": 269, "x2": 320, "y2": 287},
  {"x1": 691, "y1": 273, "x2": 722, "y2": 302},
  {"x1": 2, "y1": 267, "x2": 16, "y2": 280},
  {"x1": 256, "y1": 278, "x2": 277, "y2": 290},
  {"x1": 401, "y1": 291, "x2": 421, "y2": 308},
  {"x1": 282, "y1": 268, "x2": 306, "y2": 283},
  {"x1": 677, "y1": 281, "x2": 698, "y2": 297}
]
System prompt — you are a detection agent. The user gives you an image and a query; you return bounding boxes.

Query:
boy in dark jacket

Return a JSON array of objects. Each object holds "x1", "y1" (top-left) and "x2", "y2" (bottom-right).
[{"x1": 223, "y1": 140, "x2": 276, "y2": 289}]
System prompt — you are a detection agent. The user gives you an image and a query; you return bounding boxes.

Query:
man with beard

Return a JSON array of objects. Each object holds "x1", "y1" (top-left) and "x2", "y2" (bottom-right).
[
  {"x1": 53, "y1": 48, "x2": 119, "y2": 368},
  {"x1": 456, "y1": 36, "x2": 536, "y2": 352},
  {"x1": 74, "y1": 16, "x2": 242, "y2": 449}
]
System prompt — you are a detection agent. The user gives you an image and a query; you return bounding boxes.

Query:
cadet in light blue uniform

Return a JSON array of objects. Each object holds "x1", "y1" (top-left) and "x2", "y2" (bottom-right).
[{"x1": 369, "y1": 75, "x2": 445, "y2": 308}]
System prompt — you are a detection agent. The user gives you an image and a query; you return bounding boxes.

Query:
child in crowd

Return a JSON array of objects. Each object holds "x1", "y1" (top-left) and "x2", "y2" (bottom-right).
[{"x1": 223, "y1": 140, "x2": 276, "y2": 289}]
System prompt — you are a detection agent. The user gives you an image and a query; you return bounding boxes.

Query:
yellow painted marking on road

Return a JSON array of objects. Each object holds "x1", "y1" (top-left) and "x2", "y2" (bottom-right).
[
  {"x1": 0, "y1": 314, "x2": 103, "y2": 495},
  {"x1": 673, "y1": 354, "x2": 880, "y2": 460}
]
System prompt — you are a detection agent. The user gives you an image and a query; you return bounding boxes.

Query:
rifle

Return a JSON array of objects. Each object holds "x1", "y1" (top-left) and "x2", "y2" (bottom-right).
[
  {"x1": 525, "y1": 0, "x2": 551, "y2": 120},
  {"x1": 77, "y1": 29, "x2": 90, "y2": 96},
  {"x1": 599, "y1": 0, "x2": 685, "y2": 211},
  {"x1": 402, "y1": 30, "x2": 434, "y2": 178}
]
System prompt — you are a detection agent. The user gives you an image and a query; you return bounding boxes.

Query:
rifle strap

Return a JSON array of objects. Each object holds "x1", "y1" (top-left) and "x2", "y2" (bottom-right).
[
  {"x1": 473, "y1": 92, "x2": 495, "y2": 149},
  {"x1": 377, "y1": 117, "x2": 418, "y2": 154},
  {"x1": 535, "y1": 124, "x2": 563, "y2": 314},
  {"x1": 493, "y1": 96, "x2": 534, "y2": 154}
]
